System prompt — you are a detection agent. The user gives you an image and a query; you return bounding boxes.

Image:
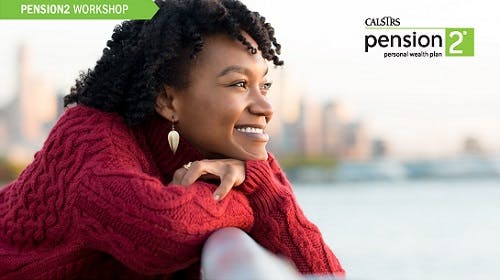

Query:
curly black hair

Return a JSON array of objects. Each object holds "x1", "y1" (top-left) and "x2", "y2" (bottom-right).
[{"x1": 63, "y1": 0, "x2": 283, "y2": 126}]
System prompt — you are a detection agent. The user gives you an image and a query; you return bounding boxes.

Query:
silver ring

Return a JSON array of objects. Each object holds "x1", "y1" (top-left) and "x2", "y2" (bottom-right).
[{"x1": 183, "y1": 162, "x2": 192, "y2": 170}]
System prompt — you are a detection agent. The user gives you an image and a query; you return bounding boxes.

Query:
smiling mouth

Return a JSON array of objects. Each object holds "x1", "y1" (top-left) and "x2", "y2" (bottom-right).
[
  {"x1": 235, "y1": 126, "x2": 264, "y2": 134},
  {"x1": 234, "y1": 125, "x2": 269, "y2": 142}
]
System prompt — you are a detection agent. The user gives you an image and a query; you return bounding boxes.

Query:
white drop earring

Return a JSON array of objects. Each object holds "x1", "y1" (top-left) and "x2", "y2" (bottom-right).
[{"x1": 168, "y1": 116, "x2": 179, "y2": 154}]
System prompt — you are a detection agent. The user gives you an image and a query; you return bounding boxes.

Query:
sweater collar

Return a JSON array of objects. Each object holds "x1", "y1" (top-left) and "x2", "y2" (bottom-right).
[{"x1": 133, "y1": 113, "x2": 204, "y2": 182}]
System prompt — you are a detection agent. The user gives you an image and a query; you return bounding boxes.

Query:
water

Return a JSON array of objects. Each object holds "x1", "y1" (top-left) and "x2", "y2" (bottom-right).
[{"x1": 293, "y1": 178, "x2": 500, "y2": 280}]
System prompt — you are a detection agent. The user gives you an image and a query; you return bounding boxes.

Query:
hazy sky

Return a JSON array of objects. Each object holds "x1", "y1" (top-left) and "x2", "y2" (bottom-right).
[{"x1": 1, "y1": 0, "x2": 499, "y2": 158}]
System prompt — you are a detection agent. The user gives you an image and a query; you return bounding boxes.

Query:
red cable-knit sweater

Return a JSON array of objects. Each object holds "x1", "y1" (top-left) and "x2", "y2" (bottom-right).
[{"x1": 0, "y1": 105, "x2": 345, "y2": 279}]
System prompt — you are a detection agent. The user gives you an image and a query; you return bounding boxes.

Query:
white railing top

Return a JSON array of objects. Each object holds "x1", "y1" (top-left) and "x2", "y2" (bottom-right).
[{"x1": 201, "y1": 227, "x2": 337, "y2": 280}]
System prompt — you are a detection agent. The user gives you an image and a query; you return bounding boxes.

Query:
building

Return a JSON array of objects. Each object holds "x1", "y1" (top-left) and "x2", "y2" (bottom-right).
[
  {"x1": 372, "y1": 138, "x2": 388, "y2": 159},
  {"x1": 266, "y1": 68, "x2": 302, "y2": 156},
  {"x1": 343, "y1": 120, "x2": 371, "y2": 161},
  {"x1": 299, "y1": 99, "x2": 324, "y2": 156},
  {"x1": 0, "y1": 45, "x2": 58, "y2": 163},
  {"x1": 322, "y1": 100, "x2": 352, "y2": 158}
]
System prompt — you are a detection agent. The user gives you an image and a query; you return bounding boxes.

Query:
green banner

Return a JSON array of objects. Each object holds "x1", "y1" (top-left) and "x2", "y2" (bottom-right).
[{"x1": 0, "y1": 0, "x2": 159, "y2": 19}]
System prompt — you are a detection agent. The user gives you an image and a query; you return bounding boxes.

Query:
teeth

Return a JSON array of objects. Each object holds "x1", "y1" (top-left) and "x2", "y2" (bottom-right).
[{"x1": 236, "y1": 127, "x2": 264, "y2": 134}]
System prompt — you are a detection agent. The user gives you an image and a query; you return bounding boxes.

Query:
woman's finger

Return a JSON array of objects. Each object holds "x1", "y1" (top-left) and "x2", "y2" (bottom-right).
[
  {"x1": 213, "y1": 174, "x2": 236, "y2": 201},
  {"x1": 171, "y1": 167, "x2": 187, "y2": 185},
  {"x1": 173, "y1": 159, "x2": 245, "y2": 201},
  {"x1": 180, "y1": 161, "x2": 207, "y2": 186}
]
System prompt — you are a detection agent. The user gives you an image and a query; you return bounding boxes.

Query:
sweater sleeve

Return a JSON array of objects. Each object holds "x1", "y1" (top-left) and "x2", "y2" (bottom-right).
[
  {"x1": 76, "y1": 167, "x2": 254, "y2": 275},
  {"x1": 242, "y1": 153, "x2": 345, "y2": 277}
]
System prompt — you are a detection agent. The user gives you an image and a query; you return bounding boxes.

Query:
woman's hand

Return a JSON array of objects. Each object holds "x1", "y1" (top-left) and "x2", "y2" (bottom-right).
[{"x1": 171, "y1": 159, "x2": 245, "y2": 201}]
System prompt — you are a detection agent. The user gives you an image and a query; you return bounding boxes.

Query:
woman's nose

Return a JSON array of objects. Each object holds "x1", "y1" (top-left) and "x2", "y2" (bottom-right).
[{"x1": 248, "y1": 90, "x2": 273, "y2": 121}]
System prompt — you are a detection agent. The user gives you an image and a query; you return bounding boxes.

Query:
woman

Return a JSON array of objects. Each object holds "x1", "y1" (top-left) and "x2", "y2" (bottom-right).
[{"x1": 0, "y1": 0, "x2": 345, "y2": 279}]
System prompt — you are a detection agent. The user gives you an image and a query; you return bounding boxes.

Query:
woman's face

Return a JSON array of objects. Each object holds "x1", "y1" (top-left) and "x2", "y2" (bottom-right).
[{"x1": 163, "y1": 33, "x2": 273, "y2": 160}]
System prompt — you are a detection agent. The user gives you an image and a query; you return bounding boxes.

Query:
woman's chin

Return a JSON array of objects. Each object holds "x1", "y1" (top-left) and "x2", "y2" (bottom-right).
[
  {"x1": 238, "y1": 149, "x2": 268, "y2": 161},
  {"x1": 252, "y1": 152, "x2": 268, "y2": 161},
  {"x1": 206, "y1": 150, "x2": 268, "y2": 161}
]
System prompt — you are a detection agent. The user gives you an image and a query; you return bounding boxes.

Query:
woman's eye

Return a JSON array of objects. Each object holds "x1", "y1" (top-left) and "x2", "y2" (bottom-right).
[
  {"x1": 261, "y1": 82, "x2": 273, "y2": 90},
  {"x1": 231, "y1": 81, "x2": 247, "y2": 88}
]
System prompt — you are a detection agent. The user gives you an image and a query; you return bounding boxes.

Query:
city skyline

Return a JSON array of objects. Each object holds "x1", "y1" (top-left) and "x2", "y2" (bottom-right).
[
  {"x1": 1, "y1": 0, "x2": 499, "y2": 157},
  {"x1": 0, "y1": 44, "x2": 377, "y2": 163},
  {"x1": 0, "y1": 44, "x2": 489, "y2": 164}
]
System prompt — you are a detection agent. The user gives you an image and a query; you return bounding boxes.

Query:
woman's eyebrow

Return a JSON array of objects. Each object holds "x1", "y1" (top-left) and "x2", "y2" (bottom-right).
[
  {"x1": 217, "y1": 65, "x2": 269, "y2": 77},
  {"x1": 217, "y1": 65, "x2": 247, "y2": 77}
]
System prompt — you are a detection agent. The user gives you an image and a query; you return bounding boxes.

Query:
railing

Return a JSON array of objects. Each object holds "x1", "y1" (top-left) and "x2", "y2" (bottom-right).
[{"x1": 201, "y1": 227, "x2": 337, "y2": 280}]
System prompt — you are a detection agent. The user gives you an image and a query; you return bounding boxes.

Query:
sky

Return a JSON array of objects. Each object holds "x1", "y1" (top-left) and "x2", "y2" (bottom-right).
[{"x1": 0, "y1": 0, "x2": 499, "y2": 158}]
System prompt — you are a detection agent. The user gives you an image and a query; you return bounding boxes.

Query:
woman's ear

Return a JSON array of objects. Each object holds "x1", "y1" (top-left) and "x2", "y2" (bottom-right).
[{"x1": 155, "y1": 86, "x2": 180, "y2": 121}]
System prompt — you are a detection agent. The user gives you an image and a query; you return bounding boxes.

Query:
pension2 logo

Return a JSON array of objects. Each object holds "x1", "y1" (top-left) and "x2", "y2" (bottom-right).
[{"x1": 364, "y1": 17, "x2": 474, "y2": 58}]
